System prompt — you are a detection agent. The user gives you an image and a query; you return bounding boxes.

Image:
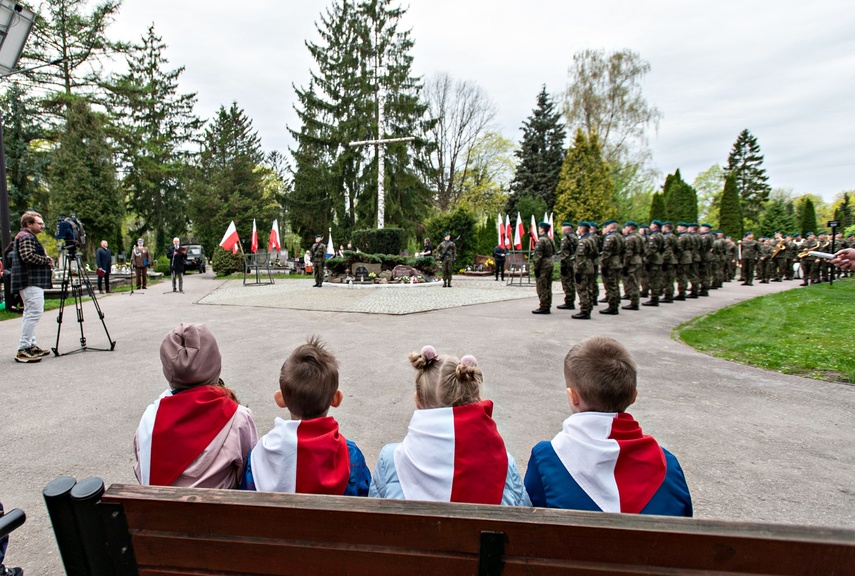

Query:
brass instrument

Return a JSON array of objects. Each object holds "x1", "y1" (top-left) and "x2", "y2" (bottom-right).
[
  {"x1": 798, "y1": 240, "x2": 828, "y2": 259},
  {"x1": 771, "y1": 239, "x2": 787, "y2": 258}
]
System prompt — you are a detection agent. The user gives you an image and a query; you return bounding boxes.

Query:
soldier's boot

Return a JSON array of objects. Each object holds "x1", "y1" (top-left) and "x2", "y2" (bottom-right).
[
  {"x1": 556, "y1": 303, "x2": 575, "y2": 310},
  {"x1": 621, "y1": 294, "x2": 630, "y2": 300},
  {"x1": 640, "y1": 291, "x2": 649, "y2": 298},
  {"x1": 699, "y1": 289, "x2": 710, "y2": 296},
  {"x1": 661, "y1": 297, "x2": 674, "y2": 303},
  {"x1": 599, "y1": 307, "x2": 619, "y2": 315},
  {"x1": 674, "y1": 294, "x2": 686, "y2": 301},
  {"x1": 642, "y1": 297, "x2": 659, "y2": 307},
  {"x1": 598, "y1": 296, "x2": 609, "y2": 303},
  {"x1": 621, "y1": 303, "x2": 640, "y2": 310},
  {"x1": 571, "y1": 311, "x2": 591, "y2": 319},
  {"x1": 531, "y1": 308, "x2": 550, "y2": 315}
]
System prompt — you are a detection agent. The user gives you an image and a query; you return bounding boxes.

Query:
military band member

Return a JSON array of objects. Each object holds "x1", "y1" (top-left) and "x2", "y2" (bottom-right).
[
  {"x1": 599, "y1": 220, "x2": 625, "y2": 315},
  {"x1": 740, "y1": 231, "x2": 758, "y2": 286},
  {"x1": 621, "y1": 221, "x2": 644, "y2": 310},
  {"x1": 557, "y1": 222, "x2": 578, "y2": 310},
  {"x1": 771, "y1": 231, "x2": 787, "y2": 282},
  {"x1": 660, "y1": 222, "x2": 678, "y2": 303},
  {"x1": 572, "y1": 222, "x2": 599, "y2": 320},
  {"x1": 798, "y1": 232, "x2": 818, "y2": 286},
  {"x1": 437, "y1": 232, "x2": 456, "y2": 287},
  {"x1": 531, "y1": 222, "x2": 556, "y2": 314},
  {"x1": 311, "y1": 233, "x2": 326, "y2": 287},
  {"x1": 784, "y1": 234, "x2": 797, "y2": 280}
]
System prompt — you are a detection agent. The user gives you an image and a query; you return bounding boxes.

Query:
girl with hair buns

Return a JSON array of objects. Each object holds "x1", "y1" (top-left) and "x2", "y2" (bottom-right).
[{"x1": 369, "y1": 346, "x2": 528, "y2": 505}]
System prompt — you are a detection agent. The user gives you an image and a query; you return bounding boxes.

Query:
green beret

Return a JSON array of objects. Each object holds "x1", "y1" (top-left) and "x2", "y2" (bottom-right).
[
  {"x1": 663, "y1": 221, "x2": 673, "y2": 226},
  {"x1": 538, "y1": 221, "x2": 550, "y2": 230},
  {"x1": 578, "y1": 221, "x2": 590, "y2": 228},
  {"x1": 743, "y1": 231, "x2": 752, "y2": 237},
  {"x1": 677, "y1": 221, "x2": 687, "y2": 227},
  {"x1": 604, "y1": 219, "x2": 617, "y2": 226},
  {"x1": 624, "y1": 221, "x2": 637, "y2": 228},
  {"x1": 562, "y1": 221, "x2": 573, "y2": 227},
  {"x1": 444, "y1": 231, "x2": 451, "y2": 236},
  {"x1": 701, "y1": 223, "x2": 712, "y2": 228},
  {"x1": 315, "y1": 233, "x2": 323, "y2": 238},
  {"x1": 651, "y1": 219, "x2": 663, "y2": 226},
  {"x1": 589, "y1": 222, "x2": 599, "y2": 228}
]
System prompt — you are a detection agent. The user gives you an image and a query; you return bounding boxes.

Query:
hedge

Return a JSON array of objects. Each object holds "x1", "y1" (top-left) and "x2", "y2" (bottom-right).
[{"x1": 350, "y1": 227, "x2": 406, "y2": 255}]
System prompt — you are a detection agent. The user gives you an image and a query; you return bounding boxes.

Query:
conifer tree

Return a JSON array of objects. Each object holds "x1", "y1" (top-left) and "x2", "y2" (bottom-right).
[
  {"x1": 506, "y1": 86, "x2": 566, "y2": 215},
  {"x1": 104, "y1": 25, "x2": 202, "y2": 255},
  {"x1": 725, "y1": 129, "x2": 771, "y2": 224},
  {"x1": 758, "y1": 199, "x2": 795, "y2": 238},
  {"x1": 718, "y1": 172, "x2": 743, "y2": 239},
  {"x1": 833, "y1": 192, "x2": 854, "y2": 229},
  {"x1": 554, "y1": 129, "x2": 614, "y2": 224},
  {"x1": 799, "y1": 197, "x2": 818, "y2": 236},
  {"x1": 649, "y1": 192, "x2": 666, "y2": 223}
]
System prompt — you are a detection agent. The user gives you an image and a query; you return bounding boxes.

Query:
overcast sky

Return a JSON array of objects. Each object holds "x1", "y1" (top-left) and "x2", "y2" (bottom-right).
[{"x1": 107, "y1": 0, "x2": 854, "y2": 203}]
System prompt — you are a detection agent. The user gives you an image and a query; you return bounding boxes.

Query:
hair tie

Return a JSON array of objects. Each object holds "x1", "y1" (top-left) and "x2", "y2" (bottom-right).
[
  {"x1": 460, "y1": 354, "x2": 478, "y2": 368},
  {"x1": 421, "y1": 345, "x2": 438, "y2": 366}
]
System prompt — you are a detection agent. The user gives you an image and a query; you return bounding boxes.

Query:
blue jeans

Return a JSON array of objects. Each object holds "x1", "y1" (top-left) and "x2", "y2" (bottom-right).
[{"x1": 18, "y1": 285, "x2": 44, "y2": 350}]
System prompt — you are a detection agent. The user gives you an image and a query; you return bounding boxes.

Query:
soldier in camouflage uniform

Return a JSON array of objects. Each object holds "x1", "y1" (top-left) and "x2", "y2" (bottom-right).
[
  {"x1": 698, "y1": 224, "x2": 714, "y2": 296},
  {"x1": 688, "y1": 223, "x2": 701, "y2": 298},
  {"x1": 713, "y1": 230, "x2": 727, "y2": 288},
  {"x1": 660, "y1": 222, "x2": 678, "y2": 303},
  {"x1": 599, "y1": 220, "x2": 625, "y2": 315},
  {"x1": 725, "y1": 236, "x2": 738, "y2": 282},
  {"x1": 783, "y1": 234, "x2": 797, "y2": 280},
  {"x1": 642, "y1": 220, "x2": 665, "y2": 307},
  {"x1": 589, "y1": 222, "x2": 603, "y2": 305},
  {"x1": 437, "y1": 232, "x2": 456, "y2": 287},
  {"x1": 557, "y1": 222, "x2": 578, "y2": 310},
  {"x1": 639, "y1": 224, "x2": 650, "y2": 298},
  {"x1": 572, "y1": 222, "x2": 599, "y2": 320},
  {"x1": 675, "y1": 223, "x2": 693, "y2": 300},
  {"x1": 798, "y1": 232, "x2": 818, "y2": 285},
  {"x1": 771, "y1": 232, "x2": 787, "y2": 282},
  {"x1": 311, "y1": 233, "x2": 327, "y2": 287},
  {"x1": 758, "y1": 238, "x2": 772, "y2": 283},
  {"x1": 531, "y1": 222, "x2": 556, "y2": 314},
  {"x1": 740, "y1": 231, "x2": 759, "y2": 286},
  {"x1": 621, "y1": 221, "x2": 644, "y2": 310}
]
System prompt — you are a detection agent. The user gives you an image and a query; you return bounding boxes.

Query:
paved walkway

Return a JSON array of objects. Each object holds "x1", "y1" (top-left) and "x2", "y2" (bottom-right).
[{"x1": 1, "y1": 273, "x2": 853, "y2": 573}]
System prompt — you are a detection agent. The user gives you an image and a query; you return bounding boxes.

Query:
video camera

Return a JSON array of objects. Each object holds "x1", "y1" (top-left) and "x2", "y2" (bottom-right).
[{"x1": 55, "y1": 214, "x2": 87, "y2": 254}]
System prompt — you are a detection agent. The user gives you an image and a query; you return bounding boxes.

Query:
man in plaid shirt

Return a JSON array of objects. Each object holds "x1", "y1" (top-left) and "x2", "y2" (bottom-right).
[{"x1": 11, "y1": 211, "x2": 53, "y2": 363}]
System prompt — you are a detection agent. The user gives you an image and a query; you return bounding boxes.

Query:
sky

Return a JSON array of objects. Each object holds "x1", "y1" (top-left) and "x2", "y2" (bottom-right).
[{"x1": 106, "y1": 0, "x2": 854, "y2": 203}]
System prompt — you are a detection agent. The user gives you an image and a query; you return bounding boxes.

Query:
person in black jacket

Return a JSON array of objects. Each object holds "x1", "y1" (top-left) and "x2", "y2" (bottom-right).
[
  {"x1": 493, "y1": 243, "x2": 507, "y2": 281},
  {"x1": 167, "y1": 237, "x2": 187, "y2": 293},
  {"x1": 95, "y1": 240, "x2": 112, "y2": 294}
]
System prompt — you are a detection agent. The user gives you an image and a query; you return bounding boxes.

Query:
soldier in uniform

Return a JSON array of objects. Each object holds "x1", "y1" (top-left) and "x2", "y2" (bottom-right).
[
  {"x1": 589, "y1": 222, "x2": 603, "y2": 305},
  {"x1": 675, "y1": 223, "x2": 693, "y2": 300},
  {"x1": 557, "y1": 222, "x2": 578, "y2": 310},
  {"x1": 712, "y1": 230, "x2": 727, "y2": 288},
  {"x1": 572, "y1": 222, "x2": 599, "y2": 320},
  {"x1": 725, "y1": 236, "x2": 738, "y2": 281},
  {"x1": 760, "y1": 238, "x2": 774, "y2": 283},
  {"x1": 740, "y1": 231, "x2": 758, "y2": 286},
  {"x1": 660, "y1": 222, "x2": 678, "y2": 303},
  {"x1": 771, "y1": 231, "x2": 787, "y2": 282},
  {"x1": 599, "y1": 220, "x2": 625, "y2": 315},
  {"x1": 311, "y1": 233, "x2": 327, "y2": 287},
  {"x1": 688, "y1": 223, "x2": 701, "y2": 298},
  {"x1": 638, "y1": 224, "x2": 650, "y2": 298},
  {"x1": 642, "y1": 220, "x2": 665, "y2": 307},
  {"x1": 799, "y1": 232, "x2": 817, "y2": 285},
  {"x1": 437, "y1": 232, "x2": 456, "y2": 287},
  {"x1": 784, "y1": 234, "x2": 797, "y2": 280},
  {"x1": 531, "y1": 222, "x2": 555, "y2": 314},
  {"x1": 699, "y1": 223, "x2": 714, "y2": 296},
  {"x1": 621, "y1": 221, "x2": 644, "y2": 310}
]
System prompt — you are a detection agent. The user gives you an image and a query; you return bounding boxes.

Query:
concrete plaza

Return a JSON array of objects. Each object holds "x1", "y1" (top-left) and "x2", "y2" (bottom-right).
[{"x1": 1, "y1": 273, "x2": 853, "y2": 573}]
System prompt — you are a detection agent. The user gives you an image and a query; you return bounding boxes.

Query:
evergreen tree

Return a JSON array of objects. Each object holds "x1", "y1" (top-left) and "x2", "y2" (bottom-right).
[
  {"x1": 758, "y1": 199, "x2": 795, "y2": 237},
  {"x1": 662, "y1": 169, "x2": 681, "y2": 219},
  {"x1": 718, "y1": 173, "x2": 743, "y2": 239},
  {"x1": 649, "y1": 192, "x2": 666, "y2": 223},
  {"x1": 725, "y1": 129, "x2": 771, "y2": 224},
  {"x1": 799, "y1": 197, "x2": 818, "y2": 236},
  {"x1": 660, "y1": 169, "x2": 698, "y2": 223},
  {"x1": 104, "y1": 25, "x2": 202, "y2": 255},
  {"x1": 553, "y1": 129, "x2": 614, "y2": 224},
  {"x1": 506, "y1": 86, "x2": 566, "y2": 215},
  {"x1": 833, "y1": 192, "x2": 854, "y2": 229},
  {"x1": 187, "y1": 103, "x2": 281, "y2": 254},
  {"x1": 47, "y1": 97, "x2": 123, "y2": 258}
]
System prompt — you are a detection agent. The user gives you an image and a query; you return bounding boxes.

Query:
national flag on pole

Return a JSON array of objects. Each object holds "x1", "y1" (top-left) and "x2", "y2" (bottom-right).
[
  {"x1": 268, "y1": 219, "x2": 281, "y2": 252},
  {"x1": 504, "y1": 214, "x2": 512, "y2": 249},
  {"x1": 496, "y1": 214, "x2": 503, "y2": 246},
  {"x1": 514, "y1": 212, "x2": 523, "y2": 250},
  {"x1": 548, "y1": 212, "x2": 554, "y2": 240},
  {"x1": 530, "y1": 215, "x2": 538, "y2": 249},
  {"x1": 251, "y1": 219, "x2": 258, "y2": 253},
  {"x1": 326, "y1": 229, "x2": 334, "y2": 259},
  {"x1": 219, "y1": 221, "x2": 240, "y2": 253}
]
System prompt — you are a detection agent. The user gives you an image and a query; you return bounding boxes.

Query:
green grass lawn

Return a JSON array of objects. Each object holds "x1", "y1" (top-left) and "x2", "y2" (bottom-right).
[{"x1": 675, "y1": 278, "x2": 855, "y2": 383}]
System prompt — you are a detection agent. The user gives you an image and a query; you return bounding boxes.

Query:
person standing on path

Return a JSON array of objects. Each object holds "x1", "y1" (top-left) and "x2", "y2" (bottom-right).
[
  {"x1": 531, "y1": 222, "x2": 555, "y2": 315},
  {"x1": 557, "y1": 222, "x2": 577, "y2": 310},
  {"x1": 621, "y1": 221, "x2": 644, "y2": 310},
  {"x1": 572, "y1": 222, "x2": 599, "y2": 320},
  {"x1": 493, "y1": 243, "x2": 507, "y2": 282},
  {"x1": 311, "y1": 233, "x2": 326, "y2": 287},
  {"x1": 95, "y1": 240, "x2": 112, "y2": 294},
  {"x1": 11, "y1": 211, "x2": 53, "y2": 363},
  {"x1": 131, "y1": 238, "x2": 152, "y2": 289},
  {"x1": 167, "y1": 237, "x2": 186, "y2": 293},
  {"x1": 437, "y1": 232, "x2": 456, "y2": 288},
  {"x1": 642, "y1": 220, "x2": 665, "y2": 307},
  {"x1": 599, "y1": 220, "x2": 624, "y2": 315},
  {"x1": 740, "y1": 232, "x2": 759, "y2": 286}
]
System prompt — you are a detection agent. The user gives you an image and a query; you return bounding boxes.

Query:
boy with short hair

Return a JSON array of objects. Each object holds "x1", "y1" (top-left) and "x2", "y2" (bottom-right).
[
  {"x1": 524, "y1": 336, "x2": 692, "y2": 516},
  {"x1": 243, "y1": 336, "x2": 370, "y2": 495}
]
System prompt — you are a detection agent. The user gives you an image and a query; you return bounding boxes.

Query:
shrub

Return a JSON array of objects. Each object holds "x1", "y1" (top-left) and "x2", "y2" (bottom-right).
[
  {"x1": 424, "y1": 207, "x2": 478, "y2": 267},
  {"x1": 211, "y1": 247, "x2": 244, "y2": 276},
  {"x1": 351, "y1": 228, "x2": 406, "y2": 255},
  {"x1": 154, "y1": 256, "x2": 170, "y2": 274}
]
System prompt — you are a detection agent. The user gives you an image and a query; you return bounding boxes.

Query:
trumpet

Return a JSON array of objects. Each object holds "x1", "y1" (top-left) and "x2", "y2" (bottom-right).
[{"x1": 771, "y1": 239, "x2": 787, "y2": 258}]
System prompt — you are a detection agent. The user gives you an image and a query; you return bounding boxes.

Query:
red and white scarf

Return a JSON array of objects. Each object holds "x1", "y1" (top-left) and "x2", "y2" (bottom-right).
[
  {"x1": 393, "y1": 400, "x2": 508, "y2": 504},
  {"x1": 137, "y1": 386, "x2": 238, "y2": 486},
  {"x1": 551, "y1": 412, "x2": 666, "y2": 513},
  {"x1": 249, "y1": 416, "x2": 350, "y2": 494}
]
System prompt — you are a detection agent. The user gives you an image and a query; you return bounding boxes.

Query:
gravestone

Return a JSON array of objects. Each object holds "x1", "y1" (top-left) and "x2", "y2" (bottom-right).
[{"x1": 392, "y1": 265, "x2": 418, "y2": 279}]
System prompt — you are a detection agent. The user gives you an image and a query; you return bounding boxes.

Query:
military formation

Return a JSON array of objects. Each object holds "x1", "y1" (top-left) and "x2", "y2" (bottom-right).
[{"x1": 531, "y1": 220, "x2": 852, "y2": 318}]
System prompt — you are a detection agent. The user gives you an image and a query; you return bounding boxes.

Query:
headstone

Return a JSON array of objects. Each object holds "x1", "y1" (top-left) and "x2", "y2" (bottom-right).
[{"x1": 392, "y1": 265, "x2": 417, "y2": 279}]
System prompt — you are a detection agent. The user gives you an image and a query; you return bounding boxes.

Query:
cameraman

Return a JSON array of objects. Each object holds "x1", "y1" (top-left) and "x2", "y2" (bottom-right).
[{"x1": 11, "y1": 211, "x2": 53, "y2": 363}]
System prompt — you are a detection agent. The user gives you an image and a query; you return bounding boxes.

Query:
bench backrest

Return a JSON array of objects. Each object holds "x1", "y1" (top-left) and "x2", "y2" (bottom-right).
[{"x1": 45, "y1": 479, "x2": 855, "y2": 576}]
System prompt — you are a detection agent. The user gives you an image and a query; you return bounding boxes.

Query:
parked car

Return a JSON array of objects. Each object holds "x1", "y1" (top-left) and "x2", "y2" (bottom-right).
[{"x1": 182, "y1": 244, "x2": 207, "y2": 273}]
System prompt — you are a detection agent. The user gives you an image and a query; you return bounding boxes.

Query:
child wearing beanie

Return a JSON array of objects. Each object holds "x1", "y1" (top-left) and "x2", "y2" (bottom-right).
[
  {"x1": 134, "y1": 323, "x2": 258, "y2": 489},
  {"x1": 369, "y1": 346, "x2": 529, "y2": 505}
]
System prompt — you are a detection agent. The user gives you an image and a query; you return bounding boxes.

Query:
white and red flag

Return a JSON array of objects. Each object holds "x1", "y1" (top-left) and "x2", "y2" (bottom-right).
[
  {"x1": 250, "y1": 219, "x2": 258, "y2": 253},
  {"x1": 530, "y1": 215, "x2": 538, "y2": 249},
  {"x1": 219, "y1": 221, "x2": 240, "y2": 253},
  {"x1": 496, "y1": 214, "x2": 504, "y2": 246},
  {"x1": 548, "y1": 212, "x2": 555, "y2": 240},
  {"x1": 268, "y1": 219, "x2": 281, "y2": 252},
  {"x1": 504, "y1": 214, "x2": 512, "y2": 249},
  {"x1": 392, "y1": 400, "x2": 508, "y2": 504},
  {"x1": 248, "y1": 417, "x2": 351, "y2": 494},
  {"x1": 514, "y1": 212, "x2": 523, "y2": 249}
]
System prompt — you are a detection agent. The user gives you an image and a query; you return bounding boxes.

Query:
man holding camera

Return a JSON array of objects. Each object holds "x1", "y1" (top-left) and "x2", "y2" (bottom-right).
[{"x1": 11, "y1": 211, "x2": 53, "y2": 363}]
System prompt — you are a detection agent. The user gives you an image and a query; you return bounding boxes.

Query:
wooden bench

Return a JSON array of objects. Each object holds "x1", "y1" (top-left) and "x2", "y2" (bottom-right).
[{"x1": 42, "y1": 476, "x2": 855, "y2": 576}]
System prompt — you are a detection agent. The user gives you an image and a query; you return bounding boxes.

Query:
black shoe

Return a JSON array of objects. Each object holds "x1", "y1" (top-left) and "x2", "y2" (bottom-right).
[
  {"x1": 0, "y1": 566, "x2": 24, "y2": 576},
  {"x1": 700, "y1": 291, "x2": 710, "y2": 296},
  {"x1": 621, "y1": 303, "x2": 639, "y2": 310},
  {"x1": 661, "y1": 298, "x2": 674, "y2": 303},
  {"x1": 642, "y1": 299, "x2": 659, "y2": 307},
  {"x1": 571, "y1": 311, "x2": 591, "y2": 319},
  {"x1": 640, "y1": 292, "x2": 649, "y2": 298},
  {"x1": 674, "y1": 295, "x2": 686, "y2": 301},
  {"x1": 598, "y1": 297, "x2": 609, "y2": 303},
  {"x1": 621, "y1": 295, "x2": 631, "y2": 300},
  {"x1": 799, "y1": 282, "x2": 809, "y2": 286},
  {"x1": 688, "y1": 293, "x2": 699, "y2": 298},
  {"x1": 773, "y1": 279, "x2": 782, "y2": 282},
  {"x1": 759, "y1": 280, "x2": 769, "y2": 284},
  {"x1": 531, "y1": 308, "x2": 550, "y2": 314},
  {"x1": 599, "y1": 307, "x2": 619, "y2": 315},
  {"x1": 556, "y1": 303, "x2": 575, "y2": 310}
]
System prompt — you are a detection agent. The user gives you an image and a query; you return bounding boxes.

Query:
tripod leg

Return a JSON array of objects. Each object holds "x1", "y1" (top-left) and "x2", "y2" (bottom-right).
[
  {"x1": 77, "y1": 255, "x2": 115, "y2": 350},
  {"x1": 53, "y1": 253, "x2": 73, "y2": 355}
]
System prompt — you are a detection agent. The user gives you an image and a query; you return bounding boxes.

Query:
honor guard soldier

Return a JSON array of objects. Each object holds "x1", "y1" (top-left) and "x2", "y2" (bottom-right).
[
  {"x1": 740, "y1": 231, "x2": 758, "y2": 285},
  {"x1": 675, "y1": 222, "x2": 693, "y2": 300},
  {"x1": 621, "y1": 221, "x2": 644, "y2": 310},
  {"x1": 311, "y1": 233, "x2": 327, "y2": 287},
  {"x1": 642, "y1": 220, "x2": 665, "y2": 307},
  {"x1": 698, "y1": 223, "x2": 714, "y2": 295},
  {"x1": 532, "y1": 222, "x2": 556, "y2": 314},
  {"x1": 572, "y1": 222, "x2": 599, "y2": 320},
  {"x1": 599, "y1": 219, "x2": 625, "y2": 315},
  {"x1": 437, "y1": 232, "x2": 456, "y2": 287},
  {"x1": 589, "y1": 222, "x2": 603, "y2": 305},
  {"x1": 660, "y1": 222, "x2": 678, "y2": 303},
  {"x1": 557, "y1": 222, "x2": 578, "y2": 310}
]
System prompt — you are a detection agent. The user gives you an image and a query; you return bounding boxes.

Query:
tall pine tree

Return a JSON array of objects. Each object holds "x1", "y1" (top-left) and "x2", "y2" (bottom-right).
[
  {"x1": 799, "y1": 197, "x2": 818, "y2": 236},
  {"x1": 553, "y1": 129, "x2": 614, "y2": 224},
  {"x1": 105, "y1": 24, "x2": 202, "y2": 255},
  {"x1": 725, "y1": 129, "x2": 771, "y2": 225},
  {"x1": 718, "y1": 172, "x2": 743, "y2": 239},
  {"x1": 649, "y1": 192, "x2": 666, "y2": 223},
  {"x1": 506, "y1": 86, "x2": 566, "y2": 215},
  {"x1": 758, "y1": 199, "x2": 795, "y2": 237}
]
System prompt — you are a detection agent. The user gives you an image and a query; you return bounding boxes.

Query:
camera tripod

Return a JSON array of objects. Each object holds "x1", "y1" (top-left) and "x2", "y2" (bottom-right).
[{"x1": 53, "y1": 248, "x2": 116, "y2": 356}]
